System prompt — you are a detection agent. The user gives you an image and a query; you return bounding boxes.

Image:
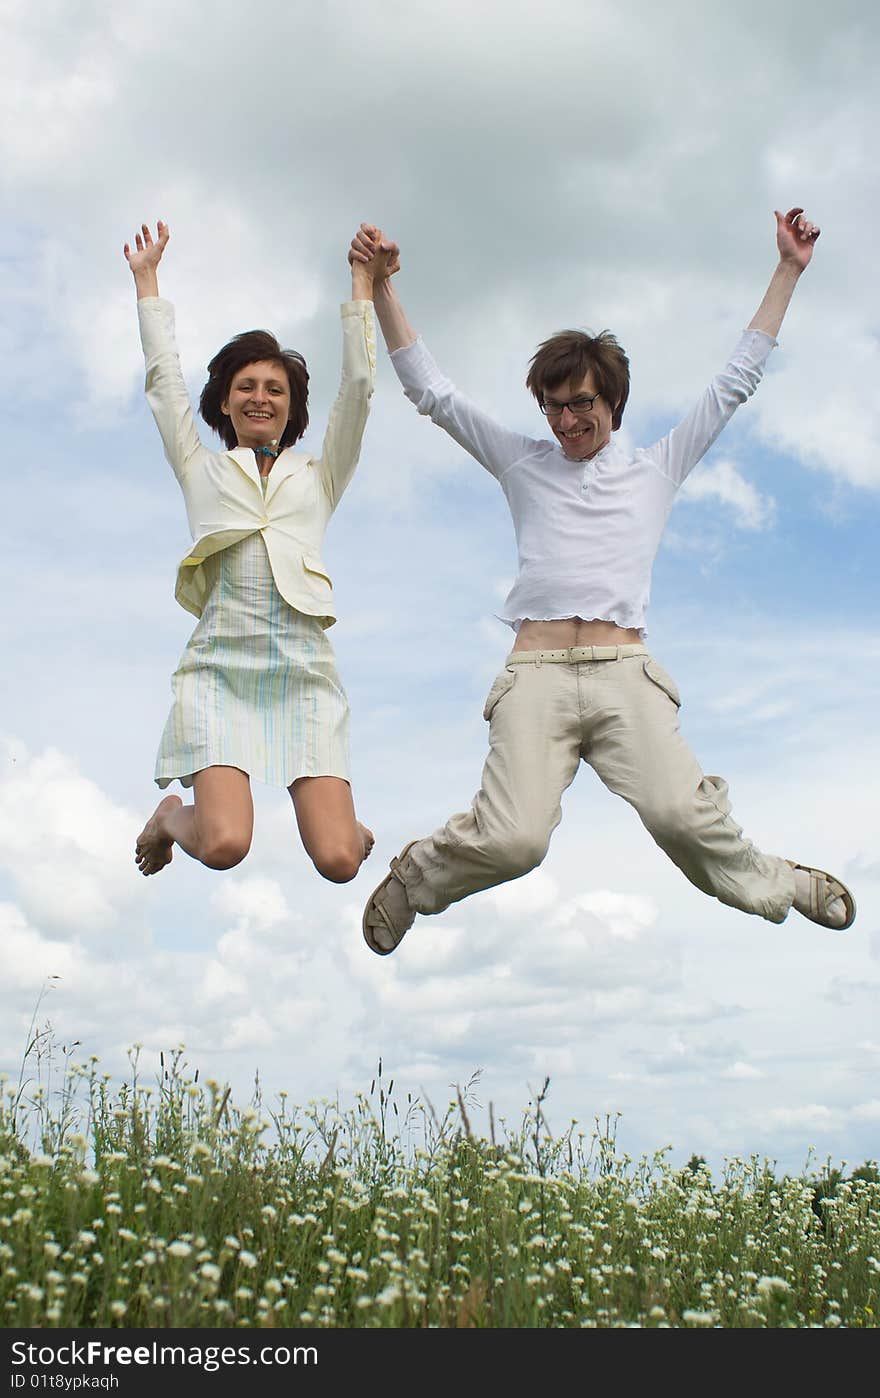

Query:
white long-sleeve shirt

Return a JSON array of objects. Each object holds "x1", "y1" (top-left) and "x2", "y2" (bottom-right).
[{"x1": 391, "y1": 329, "x2": 775, "y2": 635}]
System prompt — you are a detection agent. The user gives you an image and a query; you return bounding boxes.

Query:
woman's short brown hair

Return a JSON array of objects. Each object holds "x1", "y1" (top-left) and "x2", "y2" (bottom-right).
[
  {"x1": 199, "y1": 329, "x2": 309, "y2": 450},
  {"x1": 526, "y1": 329, "x2": 630, "y2": 430}
]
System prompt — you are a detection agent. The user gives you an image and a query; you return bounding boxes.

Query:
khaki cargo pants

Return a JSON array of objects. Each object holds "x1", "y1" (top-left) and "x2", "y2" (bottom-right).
[{"x1": 402, "y1": 645, "x2": 795, "y2": 923}]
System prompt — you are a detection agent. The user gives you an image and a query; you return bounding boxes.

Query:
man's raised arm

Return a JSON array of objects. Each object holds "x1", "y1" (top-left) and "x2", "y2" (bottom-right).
[
  {"x1": 748, "y1": 206, "x2": 820, "y2": 338},
  {"x1": 650, "y1": 205, "x2": 821, "y2": 486},
  {"x1": 348, "y1": 223, "x2": 535, "y2": 480},
  {"x1": 349, "y1": 222, "x2": 414, "y2": 350}
]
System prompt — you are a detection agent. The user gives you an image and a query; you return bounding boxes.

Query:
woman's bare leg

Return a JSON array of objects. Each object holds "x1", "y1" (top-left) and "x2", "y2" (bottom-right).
[
  {"x1": 135, "y1": 766, "x2": 254, "y2": 875},
  {"x1": 290, "y1": 776, "x2": 374, "y2": 883}
]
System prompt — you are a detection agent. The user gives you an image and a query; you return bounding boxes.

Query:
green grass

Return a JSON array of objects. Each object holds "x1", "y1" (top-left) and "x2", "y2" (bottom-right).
[{"x1": 1, "y1": 1030, "x2": 878, "y2": 1328}]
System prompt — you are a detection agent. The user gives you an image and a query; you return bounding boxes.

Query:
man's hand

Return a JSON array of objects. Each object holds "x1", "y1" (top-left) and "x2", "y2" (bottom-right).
[
  {"x1": 748, "y1": 206, "x2": 821, "y2": 335},
  {"x1": 349, "y1": 222, "x2": 400, "y2": 280},
  {"x1": 775, "y1": 206, "x2": 819, "y2": 272}
]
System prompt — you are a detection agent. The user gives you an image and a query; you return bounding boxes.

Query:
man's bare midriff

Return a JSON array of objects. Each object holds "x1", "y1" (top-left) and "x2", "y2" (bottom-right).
[{"x1": 512, "y1": 617, "x2": 643, "y2": 652}]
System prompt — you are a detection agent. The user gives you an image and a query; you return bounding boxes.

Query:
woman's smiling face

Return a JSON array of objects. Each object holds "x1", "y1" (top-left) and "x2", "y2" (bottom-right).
[{"x1": 221, "y1": 360, "x2": 292, "y2": 450}]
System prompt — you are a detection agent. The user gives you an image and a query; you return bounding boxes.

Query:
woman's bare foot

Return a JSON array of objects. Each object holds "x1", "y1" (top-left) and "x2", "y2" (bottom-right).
[
  {"x1": 359, "y1": 822, "x2": 375, "y2": 862},
  {"x1": 135, "y1": 794, "x2": 182, "y2": 876}
]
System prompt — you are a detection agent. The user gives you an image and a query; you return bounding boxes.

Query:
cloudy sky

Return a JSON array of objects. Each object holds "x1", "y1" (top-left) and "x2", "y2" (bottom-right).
[{"x1": 1, "y1": 0, "x2": 878, "y2": 1176}]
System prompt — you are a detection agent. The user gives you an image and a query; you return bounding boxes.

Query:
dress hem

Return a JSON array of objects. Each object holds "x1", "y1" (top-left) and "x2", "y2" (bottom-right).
[{"x1": 155, "y1": 764, "x2": 352, "y2": 791}]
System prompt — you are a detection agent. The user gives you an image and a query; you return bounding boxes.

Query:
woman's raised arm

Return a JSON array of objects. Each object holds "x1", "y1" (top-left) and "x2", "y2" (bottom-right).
[
  {"x1": 125, "y1": 220, "x2": 202, "y2": 481},
  {"x1": 313, "y1": 225, "x2": 400, "y2": 507}
]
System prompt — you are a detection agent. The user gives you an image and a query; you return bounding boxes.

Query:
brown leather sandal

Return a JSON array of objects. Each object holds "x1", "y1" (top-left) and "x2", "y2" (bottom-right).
[
  {"x1": 788, "y1": 862, "x2": 856, "y2": 931},
  {"x1": 362, "y1": 840, "x2": 419, "y2": 955}
]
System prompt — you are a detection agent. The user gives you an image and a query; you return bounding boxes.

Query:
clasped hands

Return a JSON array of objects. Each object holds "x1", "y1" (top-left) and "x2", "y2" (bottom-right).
[{"x1": 349, "y1": 222, "x2": 400, "y2": 281}]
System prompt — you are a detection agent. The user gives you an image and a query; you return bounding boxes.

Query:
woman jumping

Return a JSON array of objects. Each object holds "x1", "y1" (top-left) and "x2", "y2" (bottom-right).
[{"x1": 126, "y1": 220, "x2": 393, "y2": 882}]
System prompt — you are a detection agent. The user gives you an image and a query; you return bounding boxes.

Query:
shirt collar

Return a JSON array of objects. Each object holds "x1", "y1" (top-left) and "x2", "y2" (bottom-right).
[{"x1": 555, "y1": 433, "x2": 620, "y2": 467}]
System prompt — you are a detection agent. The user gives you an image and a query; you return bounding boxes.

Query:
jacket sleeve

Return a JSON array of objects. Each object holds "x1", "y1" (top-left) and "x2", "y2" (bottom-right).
[
  {"x1": 389, "y1": 337, "x2": 538, "y2": 480},
  {"x1": 137, "y1": 297, "x2": 204, "y2": 483},
  {"x1": 314, "y1": 300, "x2": 376, "y2": 510},
  {"x1": 648, "y1": 329, "x2": 776, "y2": 486}
]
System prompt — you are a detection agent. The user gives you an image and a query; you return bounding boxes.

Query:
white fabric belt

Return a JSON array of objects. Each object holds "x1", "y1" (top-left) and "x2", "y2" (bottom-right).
[{"x1": 506, "y1": 645, "x2": 648, "y2": 665}]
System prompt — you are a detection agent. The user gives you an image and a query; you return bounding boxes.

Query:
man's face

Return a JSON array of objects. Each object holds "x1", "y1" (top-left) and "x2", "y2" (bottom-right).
[{"x1": 542, "y1": 369, "x2": 614, "y2": 462}]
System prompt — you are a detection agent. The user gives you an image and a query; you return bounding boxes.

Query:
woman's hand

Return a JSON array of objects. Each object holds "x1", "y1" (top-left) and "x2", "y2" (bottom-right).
[{"x1": 124, "y1": 221, "x2": 170, "y2": 298}]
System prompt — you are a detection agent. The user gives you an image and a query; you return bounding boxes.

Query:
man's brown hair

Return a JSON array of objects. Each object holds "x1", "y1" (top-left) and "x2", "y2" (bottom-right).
[
  {"x1": 199, "y1": 329, "x2": 309, "y2": 450},
  {"x1": 526, "y1": 329, "x2": 630, "y2": 430}
]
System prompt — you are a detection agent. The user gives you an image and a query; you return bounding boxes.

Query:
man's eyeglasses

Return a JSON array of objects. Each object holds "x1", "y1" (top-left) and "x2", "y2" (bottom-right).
[{"x1": 539, "y1": 391, "x2": 601, "y2": 419}]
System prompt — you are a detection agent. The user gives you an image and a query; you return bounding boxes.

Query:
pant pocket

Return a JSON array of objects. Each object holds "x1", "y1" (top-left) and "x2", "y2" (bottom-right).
[
  {"x1": 643, "y1": 658, "x2": 681, "y2": 708},
  {"x1": 482, "y1": 667, "x2": 517, "y2": 721}
]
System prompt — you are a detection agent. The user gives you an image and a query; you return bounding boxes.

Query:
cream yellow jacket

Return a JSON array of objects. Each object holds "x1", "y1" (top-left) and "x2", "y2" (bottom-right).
[{"x1": 137, "y1": 296, "x2": 376, "y2": 626}]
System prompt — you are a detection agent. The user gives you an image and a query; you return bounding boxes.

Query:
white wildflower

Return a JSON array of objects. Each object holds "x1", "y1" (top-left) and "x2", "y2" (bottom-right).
[{"x1": 682, "y1": 1309, "x2": 715, "y2": 1326}]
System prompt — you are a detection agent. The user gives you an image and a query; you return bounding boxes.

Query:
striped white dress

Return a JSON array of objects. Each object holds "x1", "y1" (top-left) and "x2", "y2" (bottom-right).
[{"x1": 155, "y1": 480, "x2": 350, "y2": 789}]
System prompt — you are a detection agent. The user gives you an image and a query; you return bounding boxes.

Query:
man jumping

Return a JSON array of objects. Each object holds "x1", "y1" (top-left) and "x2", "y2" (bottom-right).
[{"x1": 351, "y1": 208, "x2": 855, "y2": 954}]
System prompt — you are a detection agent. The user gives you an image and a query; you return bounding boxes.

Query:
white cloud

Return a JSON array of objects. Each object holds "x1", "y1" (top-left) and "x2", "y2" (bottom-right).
[
  {"x1": 0, "y1": 903, "x2": 79, "y2": 992},
  {"x1": 485, "y1": 868, "x2": 559, "y2": 916},
  {"x1": 851, "y1": 1100, "x2": 880, "y2": 1123},
  {"x1": 722, "y1": 1062, "x2": 765, "y2": 1081},
  {"x1": 752, "y1": 319, "x2": 880, "y2": 492},
  {"x1": 198, "y1": 959, "x2": 246, "y2": 1006},
  {"x1": 211, "y1": 876, "x2": 291, "y2": 934},
  {"x1": 0, "y1": 1, "x2": 118, "y2": 180},
  {"x1": 554, "y1": 890, "x2": 658, "y2": 941},
  {"x1": 225, "y1": 1011, "x2": 280, "y2": 1053},
  {"x1": 681, "y1": 459, "x2": 777, "y2": 530},
  {"x1": 0, "y1": 741, "x2": 145, "y2": 934},
  {"x1": 763, "y1": 1104, "x2": 842, "y2": 1133}
]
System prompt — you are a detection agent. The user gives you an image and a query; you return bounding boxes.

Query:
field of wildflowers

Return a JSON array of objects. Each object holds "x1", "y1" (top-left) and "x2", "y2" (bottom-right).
[{"x1": 1, "y1": 1031, "x2": 878, "y2": 1329}]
